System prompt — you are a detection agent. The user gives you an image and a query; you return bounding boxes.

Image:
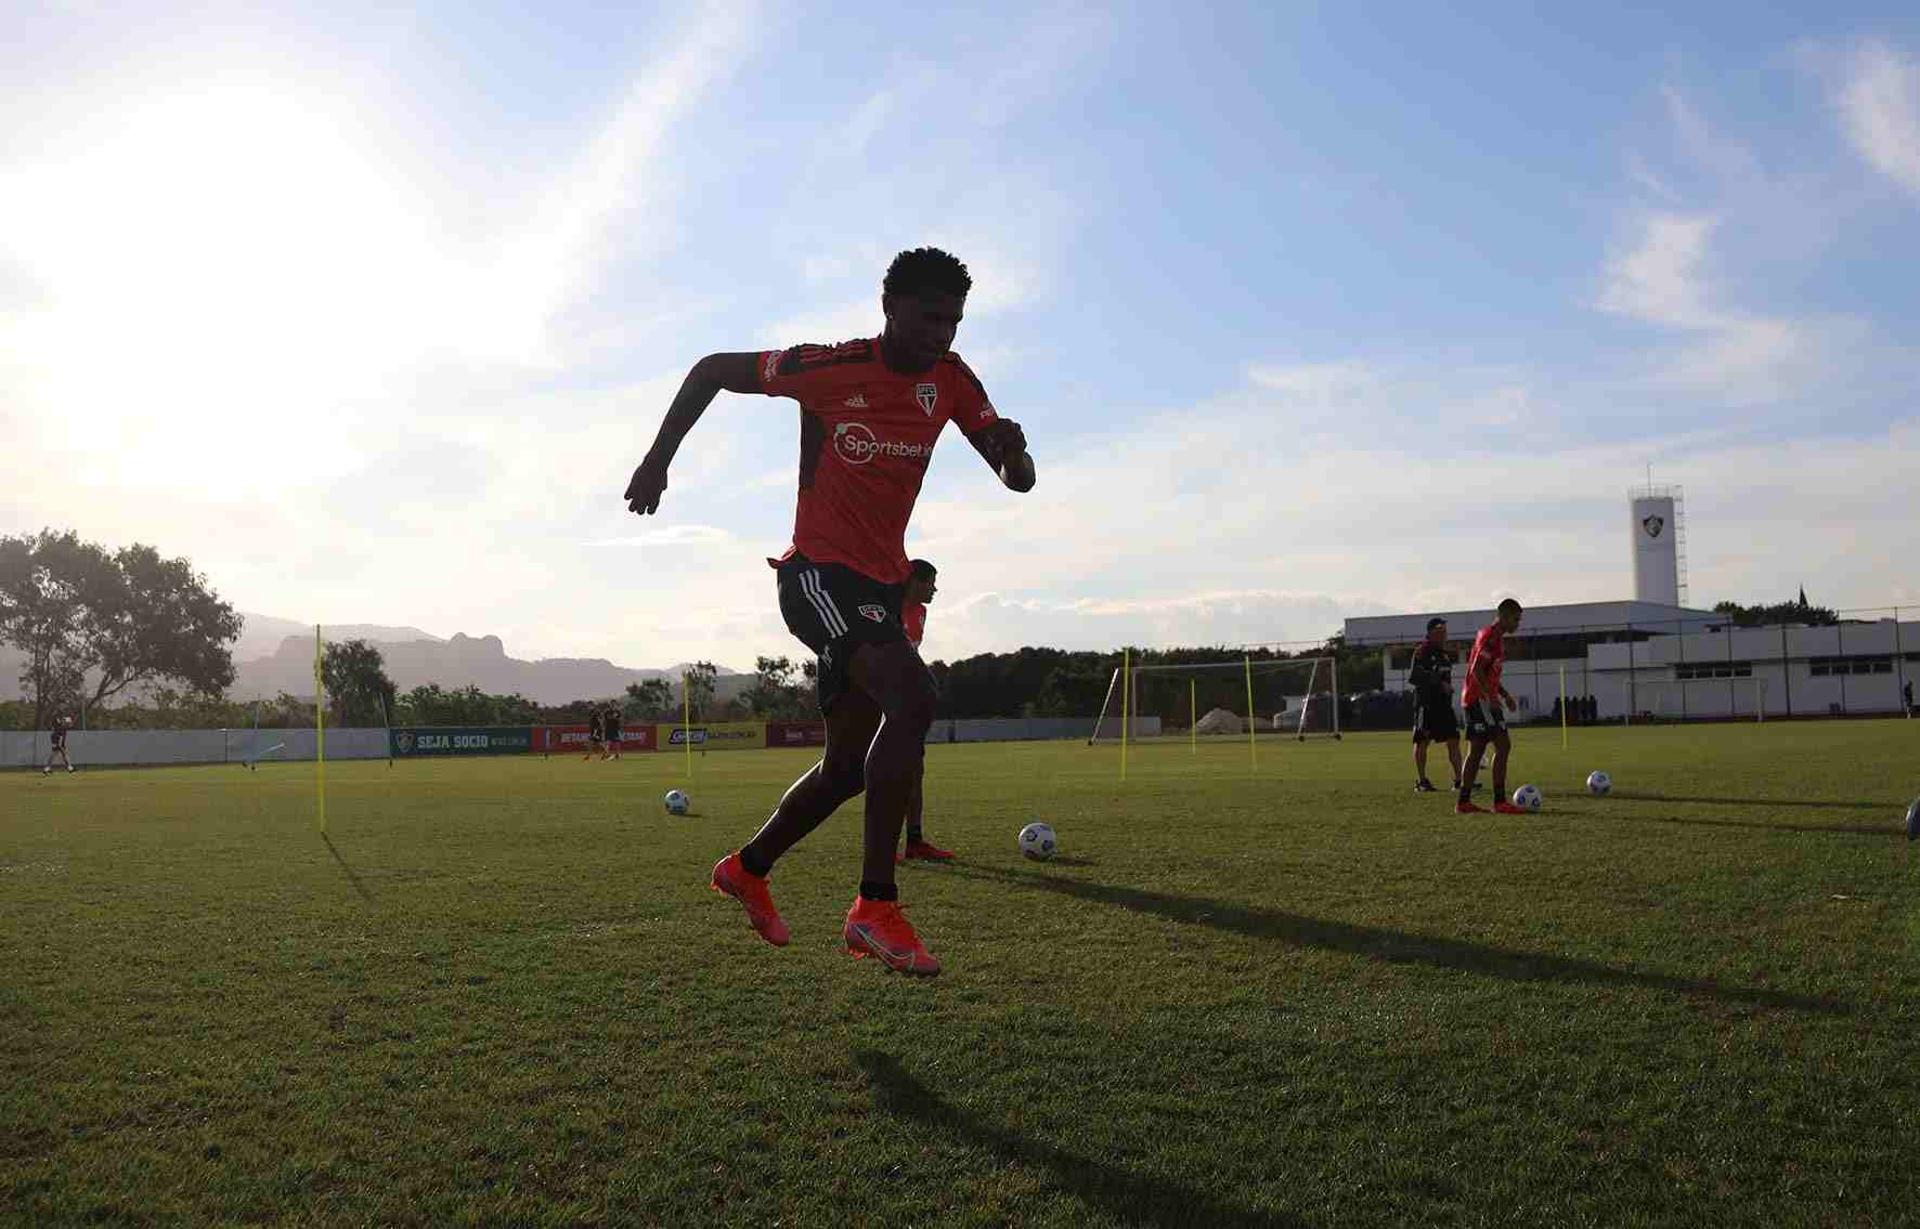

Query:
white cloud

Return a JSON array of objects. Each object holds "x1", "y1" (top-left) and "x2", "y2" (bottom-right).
[{"x1": 1837, "y1": 39, "x2": 1920, "y2": 195}]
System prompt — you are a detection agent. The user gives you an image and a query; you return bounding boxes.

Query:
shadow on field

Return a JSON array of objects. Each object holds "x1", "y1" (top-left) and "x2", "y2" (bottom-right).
[
  {"x1": 854, "y1": 1050, "x2": 1297, "y2": 1228},
  {"x1": 1603, "y1": 812, "x2": 1897, "y2": 839},
  {"x1": 1612, "y1": 790, "x2": 1889, "y2": 811},
  {"x1": 949, "y1": 865, "x2": 1849, "y2": 1017},
  {"x1": 322, "y1": 834, "x2": 376, "y2": 903}
]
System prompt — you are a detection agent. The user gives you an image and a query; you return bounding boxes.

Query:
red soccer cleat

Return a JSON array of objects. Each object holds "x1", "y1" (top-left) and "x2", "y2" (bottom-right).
[
  {"x1": 1455, "y1": 800, "x2": 1488, "y2": 814},
  {"x1": 1493, "y1": 801, "x2": 1529, "y2": 815},
  {"x1": 898, "y1": 839, "x2": 955, "y2": 863},
  {"x1": 844, "y1": 896, "x2": 940, "y2": 975},
  {"x1": 709, "y1": 852, "x2": 790, "y2": 947}
]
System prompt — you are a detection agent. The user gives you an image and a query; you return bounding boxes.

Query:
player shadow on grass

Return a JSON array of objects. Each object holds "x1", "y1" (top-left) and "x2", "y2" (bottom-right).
[
  {"x1": 854, "y1": 1050, "x2": 1298, "y2": 1228},
  {"x1": 948, "y1": 866, "x2": 1849, "y2": 1017},
  {"x1": 1611, "y1": 790, "x2": 1890, "y2": 811}
]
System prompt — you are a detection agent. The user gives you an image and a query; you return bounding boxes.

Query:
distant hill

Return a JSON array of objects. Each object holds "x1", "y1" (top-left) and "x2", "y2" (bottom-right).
[{"x1": 0, "y1": 612, "x2": 746, "y2": 707}]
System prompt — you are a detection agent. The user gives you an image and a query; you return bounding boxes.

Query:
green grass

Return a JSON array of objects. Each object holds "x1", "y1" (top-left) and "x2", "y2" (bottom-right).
[{"x1": 5, "y1": 723, "x2": 1920, "y2": 1226}]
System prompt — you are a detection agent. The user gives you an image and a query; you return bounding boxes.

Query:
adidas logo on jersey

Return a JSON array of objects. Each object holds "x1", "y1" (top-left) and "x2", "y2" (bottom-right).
[{"x1": 843, "y1": 394, "x2": 869, "y2": 408}]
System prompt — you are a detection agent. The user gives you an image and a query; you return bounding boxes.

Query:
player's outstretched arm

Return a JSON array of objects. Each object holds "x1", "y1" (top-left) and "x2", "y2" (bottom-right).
[
  {"x1": 625, "y1": 352, "x2": 763, "y2": 515},
  {"x1": 969, "y1": 420, "x2": 1036, "y2": 493}
]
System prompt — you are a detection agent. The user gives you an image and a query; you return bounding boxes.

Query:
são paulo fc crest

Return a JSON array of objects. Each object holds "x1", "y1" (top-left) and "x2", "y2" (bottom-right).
[
  {"x1": 915, "y1": 382, "x2": 937, "y2": 415},
  {"x1": 858, "y1": 604, "x2": 887, "y2": 623},
  {"x1": 1642, "y1": 515, "x2": 1665, "y2": 539}
]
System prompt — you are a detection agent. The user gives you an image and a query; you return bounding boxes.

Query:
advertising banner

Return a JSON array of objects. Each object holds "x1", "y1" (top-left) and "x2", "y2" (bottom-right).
[
  {"x1": 542, "y1": 724, "x2": 659, "y2": 755},
  {"x1": 657, "y1": 721, "x2": 767, "y2": 751},
  {"x1": 765, "y1": 720, "x2": 827, "y2": 748},
  {"x1": 390, "y1": 726, "x2": 535, "y2": 757}
]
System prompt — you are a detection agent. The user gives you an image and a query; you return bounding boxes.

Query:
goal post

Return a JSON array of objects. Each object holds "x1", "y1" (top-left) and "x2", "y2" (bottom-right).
[
  {"x1": 1089, "y1": 657, "x2": 1341, "y2": 744},
  {"x1": 1631, "y1": 677, "x2": 1767, "y2": 723}
]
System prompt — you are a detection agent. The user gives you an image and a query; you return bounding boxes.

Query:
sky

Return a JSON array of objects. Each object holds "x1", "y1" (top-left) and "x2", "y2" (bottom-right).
[{"x1": 4, "y1": 1, "x2": 1919, "y2": 669}]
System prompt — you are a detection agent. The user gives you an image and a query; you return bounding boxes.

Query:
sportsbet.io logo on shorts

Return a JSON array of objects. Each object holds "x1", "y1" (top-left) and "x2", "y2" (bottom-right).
[{"x1": 832, "y1": 422, "x2": 931, "y2": 467}]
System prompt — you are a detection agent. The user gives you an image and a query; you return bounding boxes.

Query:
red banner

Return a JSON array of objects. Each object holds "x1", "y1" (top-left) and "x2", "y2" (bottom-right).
[
  {"x1": 765, "y1": 720, "x2": 827, "y2": 748},
  {"x1": 543, "y1": 724, "x2": 658, "y2": 754}
]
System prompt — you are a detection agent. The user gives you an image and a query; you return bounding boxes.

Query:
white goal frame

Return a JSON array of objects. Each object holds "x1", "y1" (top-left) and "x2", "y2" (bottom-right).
[
  {"x1": 1629, "y1": 676, "x2": 1767, "y2": 723},
  {"x1": 1087, "y1": 656, "x2": 1341, "y2": 743}
]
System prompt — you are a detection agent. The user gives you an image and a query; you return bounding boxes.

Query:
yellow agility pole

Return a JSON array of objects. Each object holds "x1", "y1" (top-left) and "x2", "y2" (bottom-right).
[
  {"x1": 314, "y1": 624, "x2": 327, "y2": 834},
  {"x1": 1244, "y1": 654, "x2": 1257, "y2": 775},
  {"x1": 682, "y1": 670, "x2": 693, "y2": 782},
  {"x1": 1120, "y1": 648, "x2": 1131, "y2": 783},
  {"x1": 1190, "y1": 677, "x2": 1197, "y2": 755},
  {"x1": 1560, "y1": 665, "x2": 1569, "y2": 750}
]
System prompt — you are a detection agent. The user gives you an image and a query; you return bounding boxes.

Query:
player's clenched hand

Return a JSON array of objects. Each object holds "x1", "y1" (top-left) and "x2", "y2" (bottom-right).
[
  {"x1": 625, "y1": 458, "x2": 669, "y2": 515},
  {"x1": 982, "y1": 418, "x2": 1027, "y2": 462}
]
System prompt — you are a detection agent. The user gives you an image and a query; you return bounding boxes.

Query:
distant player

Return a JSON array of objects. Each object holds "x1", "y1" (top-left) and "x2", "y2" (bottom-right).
[
  {"x1": 42, "y1": 715, "x2": 76, "y2": 775},
  {"x1": 1457, "y1": 599, "x2": 1527, "y2": 815},
  {"x1": 897, "y1": 559, "x2": 952, "y2": 862},
  {"x1": 603, "y1": 705, "x2": 623, "y2": 760},
  {"x1": 624, "y1": 247, "x2": 1034, "y2": 975},
  {"x1": 1407, "y1": 617, "x2": 1462, "y2": 793},
  {"x1": 586, "y1": 707, "x2": 606, "y2": 761}
]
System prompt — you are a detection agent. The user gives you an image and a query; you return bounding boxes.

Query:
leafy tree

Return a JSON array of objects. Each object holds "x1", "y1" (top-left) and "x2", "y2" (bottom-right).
[
  {"x1": 1712, "y1": 594, "x2": 1838, "y2": 628},
  {"x1": 740, "y1": 656, "x2": 810, "y2": 719},
  {"x1": 680, "y1": 661, "x2": 718, "y2": 720},
  {"x1": 0, "y1": 530, "x2": 239, "y2": 728},
  {"x1": 321, "y1": 639, "x2": 398, "y2": 726},
  {"x1": 623, "y1": 678, "x2": 675, "y2": 721}
]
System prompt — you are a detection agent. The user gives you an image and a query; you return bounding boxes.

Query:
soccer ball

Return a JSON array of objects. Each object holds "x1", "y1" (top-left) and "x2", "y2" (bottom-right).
[
  {"x1": 1018, "y1": 821, "x2": 1057, "y2": 861},
  {"x1": 663, "y1": 789, "x2": 691, "y2": 816},
  {"x1": 1512, "y1": 784, "x2": 1543, "y2": 812},
  {"x1": 1586, "y1": 770, "x2": 1612, "y2": 797}
]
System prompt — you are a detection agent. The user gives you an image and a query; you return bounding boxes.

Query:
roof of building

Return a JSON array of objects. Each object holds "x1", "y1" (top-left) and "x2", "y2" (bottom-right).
[{"x1": 1342, "y1": 600, "x2": 1722, "y2": 647}]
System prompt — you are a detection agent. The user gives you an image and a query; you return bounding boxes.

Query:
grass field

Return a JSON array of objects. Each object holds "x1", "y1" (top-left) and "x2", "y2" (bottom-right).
[{"x1": 5, "y1": 722, "x2": 1920, "y2": 1226}]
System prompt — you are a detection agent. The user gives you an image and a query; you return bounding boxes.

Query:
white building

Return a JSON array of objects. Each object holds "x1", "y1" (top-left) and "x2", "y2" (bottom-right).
[{"x1": 1343, "y1": 602, "x2": 1920, "y2": 721}]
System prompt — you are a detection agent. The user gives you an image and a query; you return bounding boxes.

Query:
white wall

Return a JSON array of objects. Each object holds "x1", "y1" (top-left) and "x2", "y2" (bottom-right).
[{"x1": 2, "y1": 728, "x2": 391, "y2": 768}]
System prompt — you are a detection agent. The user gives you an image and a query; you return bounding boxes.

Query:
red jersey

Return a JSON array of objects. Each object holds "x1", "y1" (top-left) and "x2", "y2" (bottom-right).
[
  {"x1": 1461, "y1": 622, "x2": 1506, "y2": 706},
  {"x1": 902, "y1": 601, "x2": 927, "y2": 648},
  {"x1": 759, "y1": 338, "x2": 999, "y2": 584}
]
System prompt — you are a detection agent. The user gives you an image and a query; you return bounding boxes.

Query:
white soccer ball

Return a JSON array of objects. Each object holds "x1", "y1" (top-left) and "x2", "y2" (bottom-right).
[
  {"x1": 663, "y1": 789, "x2": 691, "y2": 816},
  {"x1": 1512, "y1": 784, "x2": 1543, "y2": 812},
  {"x1": 1586, "y1": 770, "x2": 1612, "y2": 797},
  {"x1": 1018, "y1": 821, "x2": 1057, "y2": 861}
]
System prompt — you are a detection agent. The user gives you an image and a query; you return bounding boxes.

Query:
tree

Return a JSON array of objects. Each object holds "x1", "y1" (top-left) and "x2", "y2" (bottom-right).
[
  {"x1": 680, "y1": 661, "x2": 718, "y2": 720},
  {"x1": 321, "y1": 639, "x2": 397, "y2": 726},
  {"x1": 624, "y1": 678, "x2": 675, "y2": 721},
  {"x1": 740, "y1": 656, "x2": 810, "y2": 719},
  {"x1": 1712, "y1": 596, "x2": 1838, "y2": 627},
  {"x1": 0, "y1": 530, "x2": 239, "y2": 728}
]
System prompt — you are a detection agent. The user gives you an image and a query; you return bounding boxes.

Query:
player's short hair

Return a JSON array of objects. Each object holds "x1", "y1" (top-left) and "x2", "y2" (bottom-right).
[
  {"x1": 910, "y1": 558, "x2": 938, "y2": 579},
  {"x1": 1426, "y1": 617, "x2": 1446, "y2": 632},
  {"x1": 1497, "y1": 598, "x2": 1524, "y2": 617},
  {"x1": 884, "y1": 248, "x2": 971, "y2": 300}
]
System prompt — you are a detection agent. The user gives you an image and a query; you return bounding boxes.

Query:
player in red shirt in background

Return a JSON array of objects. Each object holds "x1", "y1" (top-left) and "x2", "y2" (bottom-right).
[
  {"x1": 897, "y1": 558, "x2": 952, "y2": 862},
  {"x1": 624, "y1": 248, "x2": 1034, "y2": 975},
  {"x1": 1456, "y1": 598, "x2": 1527, "y2": 815}
]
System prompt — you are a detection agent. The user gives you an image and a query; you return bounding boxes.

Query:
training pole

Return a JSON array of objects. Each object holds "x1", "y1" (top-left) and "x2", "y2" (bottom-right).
[
  {"x1": 1560, "y1": 665, "x2": 1569, "y2": 750},
  {"x1": 1120, "y1": 649, "x2": 1131, "y2": 783},
  {"x1": 314, "y1": 625, "x2": 327, "y2": 834},
  {"x1": 682, "y1": 671, "x2": 693, "y2": 782},
  {"x1": 1244, "y1": 654, "x2": 1257, "y2": 775},
  {"x1": 1190, "y1": 677, "x2": 1196, "y2": 755}
]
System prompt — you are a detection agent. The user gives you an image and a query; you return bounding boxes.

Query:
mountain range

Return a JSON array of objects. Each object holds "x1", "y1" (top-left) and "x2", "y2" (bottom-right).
[{"x1": 0, "y1": 613, "x2": 747, "y2": 707}]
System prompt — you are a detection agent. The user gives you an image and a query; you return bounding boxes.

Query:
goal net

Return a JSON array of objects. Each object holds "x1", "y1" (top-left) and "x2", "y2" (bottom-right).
[
  {"x1": 1629, "y1": 677, "x2": 1767, "y2": 723},
  {"x1": 1088, "y1": 657, "x2": 1341, "y2": 743}
]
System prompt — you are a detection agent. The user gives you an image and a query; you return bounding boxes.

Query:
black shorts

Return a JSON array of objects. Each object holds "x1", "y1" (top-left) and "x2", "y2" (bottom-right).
[
  {"x1": 605, "y1": 726, "x2": 622, "y2": 742},
  {"x1": 1412, "y1": 697, "x2": 1459, "y2": 743},
  {"x1": 1462, "y1": 699, "x2": 1508, "y2": 741},
  {"x1": 776, "y1": 554, "x2": 908, "y2": 714}
]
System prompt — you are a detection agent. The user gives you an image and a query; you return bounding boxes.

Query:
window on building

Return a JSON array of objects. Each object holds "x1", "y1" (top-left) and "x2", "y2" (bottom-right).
[{"x1": 1675, "y1": 661, "x2": 1752, "y2": 680}]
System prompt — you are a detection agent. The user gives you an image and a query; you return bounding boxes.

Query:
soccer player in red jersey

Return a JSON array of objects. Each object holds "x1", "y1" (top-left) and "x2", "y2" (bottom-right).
[
  {"x1": 1456, "y1": 599, "x2": 1525, "y2": 815},
  {"x1": 623, "y1": 248, "x2": 1034, "y2": 975},
  {"x1": 896, "y1": 558, "x2": 952, "y2": 862}
]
